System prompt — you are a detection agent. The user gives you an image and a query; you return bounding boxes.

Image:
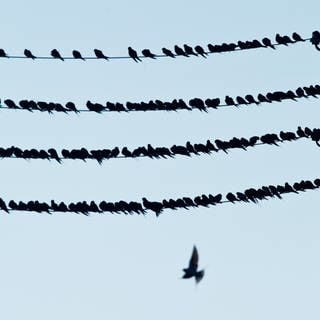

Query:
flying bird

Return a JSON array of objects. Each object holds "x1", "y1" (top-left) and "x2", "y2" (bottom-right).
[
  {"x1": 51, "y1": 49, "x2": 64, "y2": 61},
  {"x1": 182, "y1": 245, "x2": 205, "y2": 284},
  {"x1": 128, "y1": 47, "x2": 141, "y2": 62}
]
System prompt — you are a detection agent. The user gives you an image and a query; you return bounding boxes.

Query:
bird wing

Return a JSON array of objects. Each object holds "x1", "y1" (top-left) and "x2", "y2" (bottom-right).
[
  {"x1": 189, "y1": 245, "x2": 199, "y2": 269},
  {"x1": 195, "y1": 270, "x2": 205, "y2": 284}
]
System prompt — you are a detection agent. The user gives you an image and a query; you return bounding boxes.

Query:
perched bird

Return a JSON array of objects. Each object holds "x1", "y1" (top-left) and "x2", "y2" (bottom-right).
[
  {"x1": 24, "y1": 49, "x2": 36, "y2": 59},
  {"x1": 194, "y1": 45, "x2": 207, "y2": 58},
  {"x1": 65, "y1": 102, "x2": 79, "y2": 113},
  {"x1": 142, "y1": 49, "x2": 156, "y2": 59},
  {"x1": 0, "y1": 49, "x2": 8, "y2": 58},
  {"x1": 262, "y1": 37, "x2": 276, "y2": 49},
  {"x1": 72, "y1": 50, "x2": 85, "y2": 60},
  {"x1": 183, "y1": 44, "x2": 197, "y2": 56},
  {"x1": 94, "y1": 49, "x2": 109, "y2": 60},
  {"x1": 311, "y1": 31, "x2": 320, "y2": 50},
  {"x1": 128, "y1": 47, "x2": 141, "y2": 62},
  {"x1": 225, "y1": 95, "x2": 235, "y2": 106},
  {"x1": 51, "y1": 49, "x2": 64, "y2": 61},
  {"x1": 174, "y1": 45, "x2": 188, "y2": 57},
  {"x1": 292, "y1": 32, "x2": 304, "y2": 42},
  {"x1": 182, "y1": 246, "x2": 205, "y2": 284},
  {"x1": 162, "y1": 47, "x2": 175, "y2": 58}
]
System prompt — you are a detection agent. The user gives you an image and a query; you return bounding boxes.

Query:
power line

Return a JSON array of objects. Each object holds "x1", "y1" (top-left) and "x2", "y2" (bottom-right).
[
  {"x1": 1, "y1": 84, "x2": 319, "y2": 114},
  {"x1": 1, "y1": 177, "x2": 319, "y2": 216},
  {"x1": 0, "y1": 31, "x2": 315, "y2": 63},
  {"x1": 0, "y1": 126, "x2": 318, "y2": 163}
]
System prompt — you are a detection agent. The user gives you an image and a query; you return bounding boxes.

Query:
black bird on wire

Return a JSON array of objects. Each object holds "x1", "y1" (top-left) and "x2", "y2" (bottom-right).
[
  {"x1": 162, "y1": 47, "x2": 175, "y2": 58},
  {"x1": 128, "y1": 47, "x2": 141, "y2": 62},
  {"x1": 0, "y1": 49, "x2": 8, "y2": 58},
  {"x1": 174, "y1": 45, "x2": 188, "y2": 57},
  {"x1": 194, "y1": 45, "x2": 207, "y2": 58},
  {"x1": 51, "y1": 49, "x2": 64, "y2": 61},
  {"x1": 183, "y1": 44, "x2": 197, "y2": 56},
  {"x1": 262, "y1": 37, "x2": 276, "y2": 49},
  {"x1": 94, "y1": 49, "x2": 109, "y2": 60},
  {"x1": 142, "y1": 49, "x2": 156, "y2": 59},
  {"x1": 292, "y1": 32, "x2": 304, "y2": 42},
  {"x1": 182, "y1": 245, "x2": 205, "y2": 284},
  {"x1": 311, "y1": 31, "x2": 320, "y2": 51},
  {"x1": 24, "y1": 49, "x2": 36, "y2": 59},
  {"x1": 72, "y1": 50, "x2": 85, "y2": 60}
]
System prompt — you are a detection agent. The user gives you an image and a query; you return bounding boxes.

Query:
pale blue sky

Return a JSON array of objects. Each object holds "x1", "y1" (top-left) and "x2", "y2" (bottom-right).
[{"x1": 0, "y1": 1, "x2": 320, "y2": 319}]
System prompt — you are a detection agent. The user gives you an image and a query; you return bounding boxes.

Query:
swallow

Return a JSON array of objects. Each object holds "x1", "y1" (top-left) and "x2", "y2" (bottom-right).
[
  {"x1": 0, "y1": 49, "x2": 7, "y2": 58},
  {"x1": 162, "y1": 47, "x2": 175, "y2": 58},
  {"x1": 183, "y1": 44, "x2": 197, "y2": 56},
  {"x1": 194, "y1": 45, "x2": 207, "y2": 58},
  {"x1": 292, "y1": 32, "x2": 304, "y2": 42},
  {"x1": 94, "y1": 49, "x2": 109, "y2": 60},
  {"x1": 182, "y1": 245, "x2": 205, "y2": 284},
  {"x1": 174, "y1": 45, "x2": 188, "y2": 57},
  {"x1": 142, "y1": 49, "x2": 156, "y2": 59},
  {"x1": 72, "y1": 50, "x2": 85, "y2": 60},
  {"x1": 128, "y1": 47, "x2": 141, "y2": 62},
  {"x1": 24, "y1": 49, "x2": 36, "y2": 59},
  {"x1": 262, "y1": 37, "x2": 276, "y2": 49},
  {"x1": 51, "y1": 49, "x2": 64, "y2": 61}
]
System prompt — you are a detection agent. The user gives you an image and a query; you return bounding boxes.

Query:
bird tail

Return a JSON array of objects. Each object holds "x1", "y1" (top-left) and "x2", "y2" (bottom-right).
[{"x1": 195, "y1": 270, "x2": 205, "y2": 283}]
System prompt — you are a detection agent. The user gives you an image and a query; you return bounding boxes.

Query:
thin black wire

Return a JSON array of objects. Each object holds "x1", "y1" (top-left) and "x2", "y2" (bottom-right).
[
  {"x1": 1, "y1": 176, "x2": 318, "y2": 215},
  {"x1": 1, "y1": 37, "x2": 312, "y2": 61},
  {"x1": 0, "y1": 128, "x2": 318, "y2": 163},
  {"x1": 1, "y1": 83, "x2": 319, "y2": 114}
]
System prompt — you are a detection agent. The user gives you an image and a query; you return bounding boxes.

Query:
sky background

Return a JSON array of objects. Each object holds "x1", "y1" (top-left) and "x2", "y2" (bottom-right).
[{"x1": 0, "y1": 0, "x2": 320, "y2": 319}]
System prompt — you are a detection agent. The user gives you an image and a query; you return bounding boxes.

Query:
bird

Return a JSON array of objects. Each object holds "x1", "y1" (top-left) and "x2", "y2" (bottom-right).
[
  {"x1": 51, "y1": 49, "x2": 64, "y2": 61},
  {"x1": 182, "y1": 245, "x2": 205, "y2": 284},
  {"x1": 65, "y1": 102, "x2": 79, "y2": 113},
  {"x1": 225, "y1": 96, "x2": 235, "y2": 106},
  {"x1": 72, "y1": 50, "x2": 85, "y2": 60},
  {"x1": 292, "y1": 32, "x2": 304, "y2": 42},
  {"x1": 128, "y1": 47, "x2": 141, "y2": 62},
  {"x1": 94, "y1": 49, "x2": 109, "y2": 60},
  {"x1": 183, "y1": 44, "x2": 197, "y2": 56},
  {"x1": 174, "y1": 45, "x2": 188, "y2": 57},
  {"x1": 0, "y1": 49, "x2": 8, "y2": 58},
  {"x1": 24, "y1": 49, "x2": 36, "y2": 59},
  {"x1": 162, "y1": 47, "x2": 175, "y2": 58},
  {"x1": 142, "y1": 49, "x2": 156, "y2": 59},
  {"x1": 194, "y1": 45, "x2": 207, "y2": 58},
  {"x1": 262, "y1": 37, "x2": 276, "y2": 49}
]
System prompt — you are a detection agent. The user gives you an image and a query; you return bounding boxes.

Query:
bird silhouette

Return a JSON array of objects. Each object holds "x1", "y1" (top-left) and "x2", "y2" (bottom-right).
[
  {"x1": 174, "y1": 45, "x2": 188, "y2": 57},
  {"x1": 262, "y1": 37, "x2": 276, "y2": 49},
  {"x1": 0, "y1": 49, "x2": 7, "y2": 58},
  {"x1": 24, "y1": 49, "x2": 36, "y2": 59},
  {"x1": 182, "y1": 246, "x2": 205, "y2": 284},
  {"x1": 94, "y1": 49, "x2": 109, "y2": 60},
  {"x1": 128, "y1": 47, "x2": 141, "y2": 62},
  {"x1": 162, "y1": 47, "x2": 175, "y2": 58},
  {"x1": 292, "y1": 32, "x2": 304, "y2": 42},
  {"x1": 72, "y1": 50, "x2": 85, "y2": 60},
  {"x1": 51, "y1": 49, "x2": 64, "y2": 61},
  {"x1": 142, "y1": 198, "x2": 163, "y2": 216},
  {"x1": 65, "y1": 102, "x2": 79, "y2": 113},
  {"x1": 183, "y1": 44, "x2": 197, "y2": 56},
  {"x1": 194, "y1": 45, "x2": 207, "y2": 58},
  {"x1": 142, "y1": 49, "x2": 156, "y2": 59}
]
